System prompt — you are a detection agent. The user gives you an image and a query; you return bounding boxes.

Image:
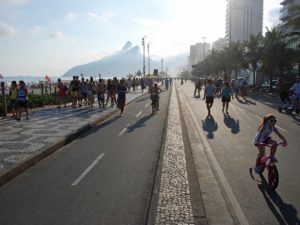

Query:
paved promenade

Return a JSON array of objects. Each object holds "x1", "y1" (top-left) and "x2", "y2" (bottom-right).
[{"x1": 0, "y1": 90, "x2": 146, "y2": 186}]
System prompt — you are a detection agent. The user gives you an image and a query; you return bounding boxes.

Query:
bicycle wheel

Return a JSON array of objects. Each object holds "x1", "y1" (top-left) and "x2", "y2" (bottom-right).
[{"x1": 268, "y1": 165, "x2": 279, "y2": 190}]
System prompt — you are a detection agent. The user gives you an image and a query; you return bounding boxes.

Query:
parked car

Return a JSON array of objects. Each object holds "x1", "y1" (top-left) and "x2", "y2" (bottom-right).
[{"x1": 259, "y1": 80, "x2": 277, "y2": 92}]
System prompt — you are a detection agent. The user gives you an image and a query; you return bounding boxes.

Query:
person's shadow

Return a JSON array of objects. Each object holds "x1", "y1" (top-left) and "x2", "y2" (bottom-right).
[
  {"x1": 202, "y1": 115, "x2": 218, "y2": 139},
  {"x1": 223, "y1": 113, "x2": 240, "y2": 134},
  {"x1": 258, "y1": 175, "x2": 300, "y2": 225}
]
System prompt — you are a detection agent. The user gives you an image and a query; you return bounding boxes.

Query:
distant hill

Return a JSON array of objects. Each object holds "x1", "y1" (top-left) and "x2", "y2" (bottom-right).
[{"x1": 63, "y1": 41, "x2": 188, "y2": 78}]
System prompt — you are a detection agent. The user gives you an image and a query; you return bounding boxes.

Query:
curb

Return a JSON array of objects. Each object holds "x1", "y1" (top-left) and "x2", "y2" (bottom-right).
[{"x1": 0, "y1": 91, "x2": 146, "y2": 188}]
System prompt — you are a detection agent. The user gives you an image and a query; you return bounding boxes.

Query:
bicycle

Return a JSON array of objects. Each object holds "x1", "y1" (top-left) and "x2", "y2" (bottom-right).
[
  {"x1": 150, "y1": 94, "x2": 159, "y2": 114},
  {"x1": 249, "y1": 142, "x2": 286, "y2": 190}
]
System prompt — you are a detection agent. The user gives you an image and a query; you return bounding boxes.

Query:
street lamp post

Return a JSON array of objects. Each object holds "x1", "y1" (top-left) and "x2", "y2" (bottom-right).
[
  {"x1": 147, "y1": 43, "x2": 151, "y2": 75},
  {"x1": 142, "y1": 36, "x2": 146, "y2": 77}
]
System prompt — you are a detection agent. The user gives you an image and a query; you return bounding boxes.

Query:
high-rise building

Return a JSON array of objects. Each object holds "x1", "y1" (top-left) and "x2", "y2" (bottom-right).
[
  {"x1": 280, "y1": 0, "x2": 300, "y2": 48},
  {"x1": 188, "y1": 42, "x2": 211, "y2": 72},
  {"x1": 225, "y1": 0, "x2": 263, "y2": 44}
]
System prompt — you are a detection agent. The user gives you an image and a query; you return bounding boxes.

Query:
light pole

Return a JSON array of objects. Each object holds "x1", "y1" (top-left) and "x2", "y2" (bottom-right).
[
  {"x1": 147, "y1": 42, "x2": 151, "y2": 75},
  {"x1": 142, "y1": 36, "x2": 146, "y2": 77},
  {"x1": 202, "y1": 36, "x2": 207, "y2": 60}
]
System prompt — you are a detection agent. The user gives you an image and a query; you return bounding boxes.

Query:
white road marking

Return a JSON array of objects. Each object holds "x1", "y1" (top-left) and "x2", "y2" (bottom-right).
[
  {"x1": 181, "y1": 92, "x2": 250, "y2": 225},
  {"x1": 145, "y1": 103, "x2": 149, "y2": 108},
  {"x1": 71, "y1": 153, "x2": 105, "y2": 186},
  {"x1": 118, "y1": 124, "x2": 130, "y2": 136},
  {"x1": 136, "y1": 111, "x2": 142, "y2": 118}
]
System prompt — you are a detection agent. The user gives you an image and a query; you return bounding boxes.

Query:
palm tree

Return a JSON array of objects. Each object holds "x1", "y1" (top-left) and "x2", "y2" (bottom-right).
[
  {"x1": 244, "y1": 33, "x2": 263, "y2": 85},
  {"x1": 261, "y1": 25, "x2": 290, "y2": 90}
]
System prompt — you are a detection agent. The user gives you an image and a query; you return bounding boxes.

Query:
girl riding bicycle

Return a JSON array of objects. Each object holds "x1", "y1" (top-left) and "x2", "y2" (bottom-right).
[{"x1": 253, "y1": 114, "x2": 287, "y2": 173}]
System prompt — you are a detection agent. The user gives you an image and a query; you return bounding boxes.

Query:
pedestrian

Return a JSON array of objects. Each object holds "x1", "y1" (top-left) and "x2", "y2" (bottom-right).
[
  {"x1": 56, "y1": 78, "x2": 68, "y2": 108},
  {"x1": 16, "y1": 80, "x2": 29, "y2": 121},
  {"x1": 117, "y1": 79, "x2": 127, "y2": 116},
  {"x1": 203, "y1": 79, "x2": 216, "y2": 116},
  {"x1": 9, "y1": 80, "x2": 18, "y2": 118},
  {"x1": 252, "y1": 114, "x2": 287, "y2": 173},
  {"x1": 97, "y1": 79, "x2": 106, "y2": 108},
  {"x1": 221, "y1": 81, "x2": 233, "y2": 114},
  {"x1": 141, "y1": 78, "x2": 145, "y2": 92}
]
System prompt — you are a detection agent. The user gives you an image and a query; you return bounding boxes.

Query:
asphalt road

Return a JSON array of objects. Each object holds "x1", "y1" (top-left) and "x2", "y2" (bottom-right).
[
  {"x1": 0, "y1": 88, "x2": 171, "y2": 225},
  {"x1": 177, "y1": 80, "x2": 300, "y2": 225}
]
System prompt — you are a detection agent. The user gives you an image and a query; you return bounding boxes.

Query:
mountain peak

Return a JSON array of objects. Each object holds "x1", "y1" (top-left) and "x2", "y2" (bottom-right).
[{"x1": 122, "y1": 41, "x2": 133, "y2": 51}]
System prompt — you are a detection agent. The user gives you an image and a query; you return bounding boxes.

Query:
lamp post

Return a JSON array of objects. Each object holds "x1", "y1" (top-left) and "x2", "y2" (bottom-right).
[
  {"x1": 142, "y1": 36, "x2": 146, "y2": 76},
  {"x1": 147, "y1": 42, "x2": 151, "y2": 75}
]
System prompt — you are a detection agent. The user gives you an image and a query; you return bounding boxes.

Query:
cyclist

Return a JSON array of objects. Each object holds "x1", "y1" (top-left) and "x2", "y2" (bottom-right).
[
  {"x1": 253, "y1": 114, "x2": 287, "y2": 173},
  {"x1": 276, "y1": 78, "x2": 292, "y2": 106}
]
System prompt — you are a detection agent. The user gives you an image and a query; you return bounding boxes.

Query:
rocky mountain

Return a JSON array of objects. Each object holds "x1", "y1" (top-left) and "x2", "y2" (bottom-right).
[
  {"x1": 63, "y1": 41, "x2": 188, "y2": 77},
  {"x1": 63, "y1": 41, "x2": 157, "y2": 77}
]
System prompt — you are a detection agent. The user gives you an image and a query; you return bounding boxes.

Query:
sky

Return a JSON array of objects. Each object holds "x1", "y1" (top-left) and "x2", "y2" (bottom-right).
[{"x1": 0, "y1": 0, "x2": 283, "y2": 76}]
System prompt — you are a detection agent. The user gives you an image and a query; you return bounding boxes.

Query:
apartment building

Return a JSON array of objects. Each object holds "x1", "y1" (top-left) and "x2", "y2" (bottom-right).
[{"x1": 225, "y1": 0, "x2": 263, "y2": 44}]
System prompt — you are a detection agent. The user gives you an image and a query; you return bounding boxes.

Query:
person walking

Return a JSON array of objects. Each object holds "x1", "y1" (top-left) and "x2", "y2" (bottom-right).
[
  {"x1": 203, "y1": 79, "x2": 216, "y2": 116},
  {"x1": 117, "y1": 79, "x2": 127, "y2": 116},
  {"x1": 56, "y1": 78, "x2": 67, "y2": 108},
  {"x1": 9, "y1": 80, "x2": 18, "y2": 118},
  {"x1": 221, "y1": 81, "x2": 233, "y2": 114},
  {"x1": 16, "y1": 80, "x2": 29, "y2": 121}
]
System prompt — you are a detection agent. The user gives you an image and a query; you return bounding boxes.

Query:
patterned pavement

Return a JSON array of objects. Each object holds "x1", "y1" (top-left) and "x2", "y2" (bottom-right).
[{"x1": 0, "y1": 90, "x2": 145, "y2": 181}]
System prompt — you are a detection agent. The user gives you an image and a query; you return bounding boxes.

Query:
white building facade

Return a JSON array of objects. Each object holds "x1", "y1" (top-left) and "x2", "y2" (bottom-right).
[{"x1": 225, "y1": 0, "x2": 263, "y2": 44}]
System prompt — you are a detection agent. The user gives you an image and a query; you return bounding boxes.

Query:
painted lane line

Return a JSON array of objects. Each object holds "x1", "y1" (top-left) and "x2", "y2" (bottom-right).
[
  {"x1": 145, "y1": 103, "x2": 149, "y2": 108},
  {"x1": 118, "y1": 124, "x2": 130, "y2": 136},
  {"x1": 71, "y1": 153, "x2": 105, "y2": 186},
  {"x1": 181, "y1": 92, "x2": 250, "y2": 225},
  {"x1": 136, "y1": 111, "x2": 143, "y2": 118}
]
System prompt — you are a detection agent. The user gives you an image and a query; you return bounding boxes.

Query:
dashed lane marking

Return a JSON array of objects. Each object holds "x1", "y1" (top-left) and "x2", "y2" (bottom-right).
[
  {"x1": 71, "y1": 153, "x2": 105, "y2": 186},
  {"x1": 136, "y1": 111, "x2": 143, "y2": 118},
  {"x1": 145, "y1": 103, "x2": 149, "y2": 108},
  {"x1": 118, "y1": 124, "x2": 130, "y2": 136}
]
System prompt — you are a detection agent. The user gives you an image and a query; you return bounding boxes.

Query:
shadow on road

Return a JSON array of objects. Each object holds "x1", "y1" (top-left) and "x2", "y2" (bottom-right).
[
  {"x1": 223, "y1": 113, "x2": 240, "y2": 134},
  {"x1": 127, "y1": 114, "x2": 153, "y2": 133},
  {"x1": 79, "y1": 115, "x2": 121, "y2": 138},
  {"x1": 258, "y1": 175, "x2": 300, "y2": 225},
  {"x1": 202, "y1": 115, "x2": 218, "y2": 139}
]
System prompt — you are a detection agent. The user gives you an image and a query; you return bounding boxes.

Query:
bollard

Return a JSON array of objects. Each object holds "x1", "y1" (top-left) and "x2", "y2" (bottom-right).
[
  {"x1": 1, "y1": 82, "x2": 7, "y2": 116},
  {"x1": 41, "y1": 83, "x2": 44, "y2": 107}
]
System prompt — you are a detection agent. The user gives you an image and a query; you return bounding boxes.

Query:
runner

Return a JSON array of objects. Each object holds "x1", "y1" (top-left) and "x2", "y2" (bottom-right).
[{"x1": 203, "y1": 79, "x2": 216, "y2": 116}]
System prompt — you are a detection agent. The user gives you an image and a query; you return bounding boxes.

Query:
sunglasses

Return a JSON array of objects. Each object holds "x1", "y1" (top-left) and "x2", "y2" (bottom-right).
[{"x1": 269, "y1": 119, "x2": 277, "y2": 124}]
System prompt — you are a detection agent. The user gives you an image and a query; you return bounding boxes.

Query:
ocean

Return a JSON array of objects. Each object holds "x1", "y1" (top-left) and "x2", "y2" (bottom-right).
[
  {"x1": 0, "y1": 75, "x2": 116, "y2": 85},
  {"x1": 0, "y1": 76, "x2": 71, "y2": 85}
]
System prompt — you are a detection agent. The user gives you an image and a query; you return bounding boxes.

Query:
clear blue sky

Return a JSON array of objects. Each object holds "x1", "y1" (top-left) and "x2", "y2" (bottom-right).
[{"x1": 0, "y1": 0, "x2": 282, "y2": 76}]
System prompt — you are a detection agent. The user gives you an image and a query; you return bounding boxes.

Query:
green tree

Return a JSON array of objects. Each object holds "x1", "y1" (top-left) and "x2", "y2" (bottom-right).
[{"x1": 244, "y1": 33, "x2": 263, "y2": 85}]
